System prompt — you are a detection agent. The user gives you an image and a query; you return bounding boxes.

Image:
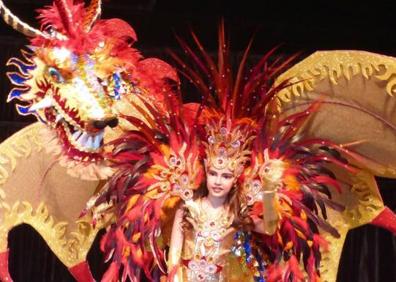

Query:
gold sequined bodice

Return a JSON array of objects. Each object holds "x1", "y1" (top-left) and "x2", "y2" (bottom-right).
[{"x1": 180, "y1": 199, "x2": 253, "y2": 282}]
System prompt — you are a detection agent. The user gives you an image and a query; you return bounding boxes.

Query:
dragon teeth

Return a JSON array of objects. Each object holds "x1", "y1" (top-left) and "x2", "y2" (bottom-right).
[
  {"x1": 93, "y1": 132, "x2": 103, "y2": 149},
  {"x1": 78, "y1": 132, "x2": 90, "y2": 146},
  {"x1": 55, "y1": 114, "x2": 63, "y2": 124},
  {"x1": 70, "y1": 129, "x2": 104, "y2": 151},
  {"x1": 72, "y1": 130, "x2": 82, "y2": 141},
  {"x1": 86, "y1": 136, "x2": 94, "y2": 149}
]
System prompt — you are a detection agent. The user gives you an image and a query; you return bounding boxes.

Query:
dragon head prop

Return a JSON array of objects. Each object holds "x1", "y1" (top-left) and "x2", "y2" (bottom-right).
[{"x1": 2, "y1": 0, "x2": 177, "y2": 178}]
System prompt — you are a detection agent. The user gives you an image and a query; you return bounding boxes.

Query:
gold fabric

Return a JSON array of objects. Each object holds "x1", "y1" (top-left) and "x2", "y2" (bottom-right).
[
  {"x1": 0, "y1": 123, "x2": 109, "y2": 267},
  {"x1": 275, "y1": 50, "x2": 396, "y2": 178},
  {"x1": 273, "y1": 50, "x2": 396, "y2": 281}
]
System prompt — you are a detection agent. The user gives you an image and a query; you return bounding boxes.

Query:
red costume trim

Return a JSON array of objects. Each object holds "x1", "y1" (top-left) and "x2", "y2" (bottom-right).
[
  {"x1": 68, "y1": 261, "x2": 95, "y2": 282},
  {"x1": 0, "y1": 249, "x2": 13, "y2": 282},
  {"x1": 371, "y1": 207, "x2": 396, "y2": 236}
]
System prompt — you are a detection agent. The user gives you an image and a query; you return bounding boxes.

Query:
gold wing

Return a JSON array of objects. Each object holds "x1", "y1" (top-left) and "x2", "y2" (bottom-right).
[
  {"x1": 275, "y1": 51, "x2": 396, "y2": 177},
  {"x1": 0, "y1": 123, "x2": 107, "y2": 279},
  {"x1": 273, "y1": 50, "x2": 396, "y2": 281}
]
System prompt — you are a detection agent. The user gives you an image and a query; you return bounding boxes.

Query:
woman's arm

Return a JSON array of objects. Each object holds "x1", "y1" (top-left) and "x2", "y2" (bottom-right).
[
  {"x1": 168, "y1": 207, "x2": 185, "y2": 281},
  {"x1": 252, "y1": 191, "x2": 279, "y2": 235}
]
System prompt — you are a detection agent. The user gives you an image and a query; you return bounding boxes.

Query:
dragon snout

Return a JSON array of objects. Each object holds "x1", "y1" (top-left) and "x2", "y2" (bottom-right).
[{"x1": 91, "y1": 117, "x2": 119, "y2": 130}]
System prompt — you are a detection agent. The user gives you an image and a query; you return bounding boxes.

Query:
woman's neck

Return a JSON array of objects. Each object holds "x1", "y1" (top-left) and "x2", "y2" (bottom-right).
[{"x1": 205, "y1": 194, "x2": 227, "y2": 209}]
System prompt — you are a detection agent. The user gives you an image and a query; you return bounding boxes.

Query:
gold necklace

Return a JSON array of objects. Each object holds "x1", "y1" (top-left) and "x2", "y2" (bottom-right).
[{"x1": 198, "y1": 198, "x2": 232, "y2": 230}]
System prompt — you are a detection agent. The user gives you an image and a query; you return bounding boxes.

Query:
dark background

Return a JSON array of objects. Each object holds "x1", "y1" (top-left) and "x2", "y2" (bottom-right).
[{"x1": 0, "y1": 0, "x2": 395, "y2": 281}]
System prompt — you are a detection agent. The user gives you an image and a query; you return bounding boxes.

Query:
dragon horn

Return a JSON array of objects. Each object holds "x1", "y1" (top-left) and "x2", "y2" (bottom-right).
[
  {"x1": 83, "y1": 0, "x2": 102, "y2": 31},
  {"x1": 0, "y1": 0, "x2": 48, "y2": 38},
  {"x1": 54, "y1": 0, "x2": 75, "y2": 36}
]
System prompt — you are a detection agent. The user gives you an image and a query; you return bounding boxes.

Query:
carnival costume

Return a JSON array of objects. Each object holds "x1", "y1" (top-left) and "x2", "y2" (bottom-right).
[
  {"x1": 87, "y1": 24, "x2": 396, "y2": 281},
  {"x1": 0, "y1": 1, "x2": 395, "y2": 281}
]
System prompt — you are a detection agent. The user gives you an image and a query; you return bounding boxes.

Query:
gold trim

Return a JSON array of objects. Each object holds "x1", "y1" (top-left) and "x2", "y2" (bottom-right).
[
  {"x1": 0, "y1": 201, "x2": 106, "y2": 267},
  {"x1": 274, "y1": 50, "x2": 396, "y2": 108},
  {"x1": 320, "y1": 226, "x2": 349, "y2": 282},
  {"x1": 0, "y1": 123, "x2": 109, "y2": 267},
  {"x1": 344, "y1": 171, "x2": 384, "y2": 228},
  {"x1": 319, "y1": 171, "x2": 384, "y2": 281},
  {"x1": 273, "y1": 51, "x2": 394, "y2": 281},
  {"x1": 0, "y1": 123, "x2": 43, "y2": 190}
]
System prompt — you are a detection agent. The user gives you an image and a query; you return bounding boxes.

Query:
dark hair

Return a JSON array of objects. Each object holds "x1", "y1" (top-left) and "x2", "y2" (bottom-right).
[{"x1": 227, "y1": 184, "x2": 254, "y2": 231}]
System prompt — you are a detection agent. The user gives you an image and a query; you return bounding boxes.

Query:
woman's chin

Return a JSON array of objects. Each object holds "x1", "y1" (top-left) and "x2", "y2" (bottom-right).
[{"x1": 208, "y1": 189, "x2": 227, "y2": 199}]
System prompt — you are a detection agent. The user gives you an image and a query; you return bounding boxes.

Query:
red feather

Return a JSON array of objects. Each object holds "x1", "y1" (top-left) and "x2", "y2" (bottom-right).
[{"x1": 102, "y1": 262, "x2": 120, "y2": 282}]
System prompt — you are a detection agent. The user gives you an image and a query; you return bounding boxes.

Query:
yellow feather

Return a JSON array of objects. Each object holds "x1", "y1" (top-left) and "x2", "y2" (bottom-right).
[
  {"x1": 132, "y1": 232, "x2": 141, "y2": 243},
  {"x1": 296, "y1": 230, "x2": 307, "y2": 240},
  {"x1": 126, "y1": 194, "x2": 141, "y2": 211},
  {"x1": 284, "y1": 241, "x2": 294, "y2": 251},
  {"x1": 300, "y1": 210, "x2": 307, "y2": 221},
  {"x1": 122, "y1": 246, "x2": 131, "y2": 258},
  {"x1": 284, "y1": 175, "x2": 300, "y2": 191}
]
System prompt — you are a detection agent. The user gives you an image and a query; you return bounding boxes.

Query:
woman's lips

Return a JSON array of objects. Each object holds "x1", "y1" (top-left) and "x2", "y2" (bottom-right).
[{"x1": 212, "y1": 187, "x2": 224, "y2": 193}]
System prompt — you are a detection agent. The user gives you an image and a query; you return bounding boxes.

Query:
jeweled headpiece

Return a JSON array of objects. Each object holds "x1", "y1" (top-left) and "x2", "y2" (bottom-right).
[
  {"x1": 203, "y1": 115, "x2": 256, "y2": 175},
  {"x1": 169, "y1": 22, "x2": 291, "y2": 177}
]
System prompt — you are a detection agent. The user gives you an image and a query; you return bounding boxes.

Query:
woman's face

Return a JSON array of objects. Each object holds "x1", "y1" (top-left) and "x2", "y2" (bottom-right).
[{"x1": 206, "y1": 166, "x2": 236, "y2": 199}]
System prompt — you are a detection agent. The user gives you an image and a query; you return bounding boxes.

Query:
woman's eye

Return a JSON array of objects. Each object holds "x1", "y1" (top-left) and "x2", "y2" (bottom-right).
[{"x1": 48, "y1": 67, "x2": 64, "y2": 83}]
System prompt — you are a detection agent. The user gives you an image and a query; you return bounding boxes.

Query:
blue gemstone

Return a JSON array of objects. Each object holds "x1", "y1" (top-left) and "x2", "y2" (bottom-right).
[{"x1": 243, "y1": 241, "x2": 252, "y2": 254}]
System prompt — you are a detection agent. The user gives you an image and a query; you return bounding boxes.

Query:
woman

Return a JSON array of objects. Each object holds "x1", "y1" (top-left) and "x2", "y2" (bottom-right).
[{"x1": 168, "y1": 122, "x2": 279, "y2": 282}]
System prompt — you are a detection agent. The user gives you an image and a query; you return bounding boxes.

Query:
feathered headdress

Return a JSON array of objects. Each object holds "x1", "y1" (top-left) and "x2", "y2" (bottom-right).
[{"x1": 169, "y1": 21, "x2": 296, "y2": 176}]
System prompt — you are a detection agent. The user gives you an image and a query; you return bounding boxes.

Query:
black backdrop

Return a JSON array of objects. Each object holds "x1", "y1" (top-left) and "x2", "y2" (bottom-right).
[{"x1": 0, "y1": 1, "x2": 395, "y2": 281}]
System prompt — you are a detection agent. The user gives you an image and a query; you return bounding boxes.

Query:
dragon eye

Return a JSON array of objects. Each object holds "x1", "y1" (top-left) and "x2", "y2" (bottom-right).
[{"x1": 48, "y1": 67, "x2": 64, "y2": 83}]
